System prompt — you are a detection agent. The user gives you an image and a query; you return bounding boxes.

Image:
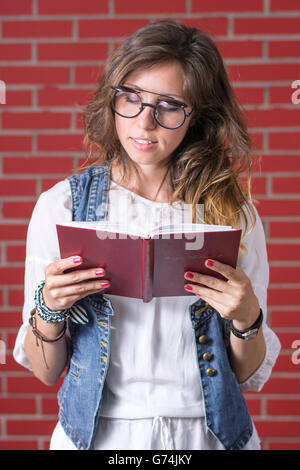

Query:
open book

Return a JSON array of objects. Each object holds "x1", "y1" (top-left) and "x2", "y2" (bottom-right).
[{"x1": 56, "y1": 221, "x2": 242, "y2": 302}]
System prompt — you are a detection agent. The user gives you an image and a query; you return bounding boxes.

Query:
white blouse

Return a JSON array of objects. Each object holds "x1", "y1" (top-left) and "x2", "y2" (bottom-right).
[{"x1": 13, "y1": 178, "x2": 281, "y2": 450}]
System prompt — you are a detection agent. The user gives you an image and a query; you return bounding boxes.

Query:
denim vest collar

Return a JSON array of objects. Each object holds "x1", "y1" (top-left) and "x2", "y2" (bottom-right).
[{"x1": 57, "y1": 160, "x2": 253, "y2": 450}]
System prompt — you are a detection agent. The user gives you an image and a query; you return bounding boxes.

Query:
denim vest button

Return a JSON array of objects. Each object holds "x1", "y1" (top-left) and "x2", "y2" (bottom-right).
[
  {"x1": 198, "y1": 335, "x2": 207, "y2": 344},
  {"x1": 205, "y1": 367, "x2": 216, "y2": 377},
  {"x1": 203, "y1": 351, "x2": 213, "y2": 361}
]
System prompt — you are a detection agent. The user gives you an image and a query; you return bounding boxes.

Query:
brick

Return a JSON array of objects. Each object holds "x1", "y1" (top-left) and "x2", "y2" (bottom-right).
[
  {"x1": 75, "y1": 65, "x2": 103, "y2": 84},
  {"x1": 250, "y1": 176, "x2": 267, "y2": 195},
  {"x1": 270, "y1": 221, "x2": 300, "y2": 238},
  {"x1": 0, "y1": 179, "x2": 36, "y2": 197},
  {"x1": 115, "y1": 0, "x2": 185, "y2": 14},
  {"x1": 255, "y1": 199, "x2": 300, "y2": 217},
  {"x1": 0, "y1": 398, "x2": 36, "y2": 414},
  {"x1": 38, "y1": 88, "x2": 93, "y2": 107},
  {"x1": 255, "y1": 420, "x2": 300, "y2": 438},
  {"x1": 2, "y1": 201, "x2": 35, "y2": 219},
  {"x1": 233, "y1": 86, "x2": 264, "y2": 105},
  {"x1": 174, "y1": 17, "x2": 227, "y2": 36},
  {"x1": 4, "y1": 90, "x2": 32, "y2": 106},
  {"x1": 3, "y1": 157, "x2": 73, "y2": 175},
  {"x1": 0, "y1": 67, "x2": 69, "y2": 84},
  {"x1": 228, "y1": 63, "x2": 299, "y2": 82},
  {"x1": 0, "y1": 136, "x2": 31, "y2": 152},
  {"x1": 0, "y1": 267, "x2": 25, "y2": 285},
  {"x1": 38, "y1": 0, "x2": 109, "y2": 14},
  {"x1": 192, "y1": 0, "x2": 263, "y2": 11},
  {"x1": 244, "y1": 398, "x2": 261, "y2": 415},
  {"x1": 37, "y1": 134, "x2": 83, "y2": 152},
  {"x1": 2, "y1": 112, "x2": 71, "y2": 130},
  {"x1": 261, "y1": 377, "x2": 300, "y2": 394},
  {"x1": 0, "y1": 225, "x2": 28, "y2": 241},
  {"x1": 2, "y1": 21, "x2": 72, "y2": 38},
  {"x1": 268, "y1": 399, "x2": 300, "y2": 416},
  {"x1": 272, "y1": 353, "x2": 299, "y2": 372},
  {"x1": 267, "y1": 243, "x2": 300, "y2": 261},
  {"x1": 0, "y1": 44, "x2": 31, "y2": 61},
  {"x1": 38, "y1": 43, "x2": 108, "y2": 61},
  {"x1": 7, "y1": 419, "x2": 57, "y2": 436},
  {"x1": 273, "y1": 177, "x2": 300, "y2": 194},
  {"x1": 0, "y1": 312, "x2": 23, "y2": 329},
  {"x1": 0, "y1": 441, "x2": 38, "y2": 450},
  {"x1": 79, "y1": 19, "x2": 149, "y2": 38},
  {"x1": 269, "y1": 41, "x2": 300, "y2": 58},
  {"x1": 234, "y1": 17, "x2": 300, "y2": 35},
  {"x1": 8, "y1": 289, "x2": 24, "y2": 306},
  {"x1": 270, "y1": 86, "x2": 296, "y2": 105},
  {"x1": 0, "y1": 0, "x2": 31, "y2": 15},
  {"x1": 42, "y1": 178, "x2": 66, "y2": 192},
  {"x1": 42, "y1": 398, "x2": 59, "y2": 415},
  {"x1": 245, "y1": 108, "x2": 300, "y2": 128},
  {"x1": 7, "y1": 376, "x2": 60, "y2": 394},
  {"x1": 270, "y1": 266, "x2": 300, "y2": 283},
  {"x1": 271, "y1": 311, "x2": 300, "y2": 327},
  {"x1": 268, "y1": 288, "x2": 300, "y2": 305},
  {"x1": 271, "y1": 0, "x2": 300, "y2": 11},
  {"x1": 276, "y1": 332, "x2": 300, "y2": 349},
  {"x1": 216, "y1": 40, "x2": 262, "y2": 59},
  {"x1": 269, "y1": 442, "x2": 300, "y2": 450},
  {"x1": 269, "y1": 132, "x2": 300, "y2": 150},
  {"x1": 259, "y1": 155, "x2": 300, "y2": 172}
]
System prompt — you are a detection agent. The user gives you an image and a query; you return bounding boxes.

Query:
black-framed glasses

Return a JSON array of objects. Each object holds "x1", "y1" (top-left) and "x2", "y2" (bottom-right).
[{"x1": 110, "y1": 85, "x2": 192, "y2": 130}]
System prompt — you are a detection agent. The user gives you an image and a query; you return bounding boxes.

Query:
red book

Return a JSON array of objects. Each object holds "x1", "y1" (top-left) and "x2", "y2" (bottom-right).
[{"x1": 56, "y1": 222, "x2": 242, "y2": 303}]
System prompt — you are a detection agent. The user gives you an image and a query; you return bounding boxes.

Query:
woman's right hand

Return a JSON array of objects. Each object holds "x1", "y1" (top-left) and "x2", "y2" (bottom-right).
[{"x1": 42, "y1": 256, "x2": 110, "y2": 311}]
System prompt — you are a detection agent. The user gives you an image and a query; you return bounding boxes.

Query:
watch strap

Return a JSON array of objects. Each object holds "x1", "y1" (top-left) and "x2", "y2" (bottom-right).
[{"x1": 229, "y1": 309, "x2": 263, "y2": 341}]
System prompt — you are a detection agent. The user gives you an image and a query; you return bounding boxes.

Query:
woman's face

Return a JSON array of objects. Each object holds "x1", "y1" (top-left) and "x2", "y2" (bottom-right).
[{"x1": 114, "y1": 61, "x2": 192, "y2": 169}]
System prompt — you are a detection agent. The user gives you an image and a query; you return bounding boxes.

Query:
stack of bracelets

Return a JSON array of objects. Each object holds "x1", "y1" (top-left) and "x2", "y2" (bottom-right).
[
  {"x1": 28, "y1": 280, "x2": 70, "y2": 369},
  {"x1": 34, "y1": 280, "x2": 70, "y2": 323}
]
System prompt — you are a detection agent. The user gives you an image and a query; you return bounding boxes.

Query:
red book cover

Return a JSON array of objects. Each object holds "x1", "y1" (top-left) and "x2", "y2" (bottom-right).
[{"x1": 56, "y1": 223, "x2": 242, "y2": 302}]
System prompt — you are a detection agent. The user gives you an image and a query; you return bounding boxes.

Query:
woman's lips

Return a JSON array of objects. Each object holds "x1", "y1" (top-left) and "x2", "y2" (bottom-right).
[{"x1": 130, "y1": 137, "x2": 158, "y2": 151}]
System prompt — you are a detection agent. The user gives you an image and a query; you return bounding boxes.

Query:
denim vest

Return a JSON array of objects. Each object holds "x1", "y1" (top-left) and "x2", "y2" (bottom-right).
[{"x1": 57, "y1": 161, "x2": 253, "y2": 450}]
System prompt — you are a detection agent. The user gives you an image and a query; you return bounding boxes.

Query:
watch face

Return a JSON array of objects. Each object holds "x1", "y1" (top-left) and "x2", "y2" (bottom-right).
[{"x1": 242, "y1": 328, "x2": 259, "y2": 341}]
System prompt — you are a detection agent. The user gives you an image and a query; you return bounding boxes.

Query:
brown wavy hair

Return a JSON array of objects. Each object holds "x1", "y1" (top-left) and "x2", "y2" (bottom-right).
[{"x1": 81, "y1": 20, "x2": 256, "y2": 245}]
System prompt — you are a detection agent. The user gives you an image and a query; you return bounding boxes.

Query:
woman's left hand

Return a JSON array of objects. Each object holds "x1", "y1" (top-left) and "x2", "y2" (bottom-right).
[{"x1": 184, "y1": 259, "x2": 260, "y2": 329}]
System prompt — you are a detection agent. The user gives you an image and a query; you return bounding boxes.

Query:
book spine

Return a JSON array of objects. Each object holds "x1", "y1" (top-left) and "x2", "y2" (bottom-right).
[{"x1": 142, "y1": 238, "x2": 154, "y2": 302}]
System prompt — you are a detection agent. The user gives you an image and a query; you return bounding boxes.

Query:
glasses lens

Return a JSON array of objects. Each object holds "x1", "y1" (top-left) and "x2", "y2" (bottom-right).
[
  {"x1": 113, "y1": 89, "x2": 141, "y2": 118},
  {"x1": 155, "y1": 100, "x2": 185, "y2": 129}
]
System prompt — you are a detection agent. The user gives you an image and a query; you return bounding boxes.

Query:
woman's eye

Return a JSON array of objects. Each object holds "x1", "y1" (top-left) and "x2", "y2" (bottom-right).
[
  {"x1": 124, "y1": 93, "x2": 140, "y2": 103},
  {"x1": 158, "y1": 101, "x2": 181, "y2": 112}
]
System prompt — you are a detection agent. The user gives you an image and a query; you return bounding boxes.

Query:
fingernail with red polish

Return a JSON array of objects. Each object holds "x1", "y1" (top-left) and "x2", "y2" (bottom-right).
[
  {"x1": 73, "y1": 256, "x2": 82, "y2": 263},
  {"x1": 95, "y1": 269, "x2": 104, "y2": 276},
  {"x1": 100, "y1": 281, "x2": 110, "y2": 287},
  {"x1": 206, "y1": 260, "x2": 214, "y2": 267},
  {"x1": 185, "y1": 272, "x2": 194, "y2": 279},
  {"x1": 185, "y1": 285, "x2": 193, "y2": 291}
]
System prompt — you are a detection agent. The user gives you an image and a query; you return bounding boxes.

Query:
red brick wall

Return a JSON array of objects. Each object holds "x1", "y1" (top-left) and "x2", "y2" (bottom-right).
[{"x1": 0, "y1": 0, "x2": 300, "y2": 451}]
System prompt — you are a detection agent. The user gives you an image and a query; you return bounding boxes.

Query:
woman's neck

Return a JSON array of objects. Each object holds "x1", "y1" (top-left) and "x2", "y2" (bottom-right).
[{"x1": 110, "y1": 161, "x2": 172, "y2": 202}]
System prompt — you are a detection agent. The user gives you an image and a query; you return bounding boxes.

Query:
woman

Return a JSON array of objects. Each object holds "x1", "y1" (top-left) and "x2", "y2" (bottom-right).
[{"x1": 14, "y1": 20, "x2": 280, "y2": 450}]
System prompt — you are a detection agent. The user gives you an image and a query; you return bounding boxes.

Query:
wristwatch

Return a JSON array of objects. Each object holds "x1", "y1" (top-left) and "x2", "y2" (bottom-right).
[{"x1": 229, "y1": 309, "x2": 263, "y2": 341}]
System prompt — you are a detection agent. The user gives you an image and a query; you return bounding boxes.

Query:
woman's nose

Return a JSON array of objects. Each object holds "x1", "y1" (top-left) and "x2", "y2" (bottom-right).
[{"x1": 136, "y1": 104, "x2": 157, "y2": 130}]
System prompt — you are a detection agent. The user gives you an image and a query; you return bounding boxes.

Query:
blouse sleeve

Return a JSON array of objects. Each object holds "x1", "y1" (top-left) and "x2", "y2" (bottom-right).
[
  {"x1": 13, "y1": 179, "x2": 72, "y2": 370},
  {"x1": 236, "y1": 203, "x2": 281, "y2": 392}
]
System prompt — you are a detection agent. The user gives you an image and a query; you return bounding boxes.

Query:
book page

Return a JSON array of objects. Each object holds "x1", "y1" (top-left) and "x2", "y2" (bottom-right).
[{"x1": 56, "y1": 221, "x2": 235, "y2": 239}]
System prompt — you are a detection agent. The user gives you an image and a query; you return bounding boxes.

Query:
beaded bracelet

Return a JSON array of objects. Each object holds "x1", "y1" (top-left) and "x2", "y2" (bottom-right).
[{"x1": 34, "y1": 280, "x2": 70, "y2": 323}]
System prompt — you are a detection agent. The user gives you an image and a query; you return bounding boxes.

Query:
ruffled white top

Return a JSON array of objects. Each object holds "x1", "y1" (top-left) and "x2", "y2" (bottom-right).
[{"x1": 13, "y1": 178, "x2": 281, "y2": 450}]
